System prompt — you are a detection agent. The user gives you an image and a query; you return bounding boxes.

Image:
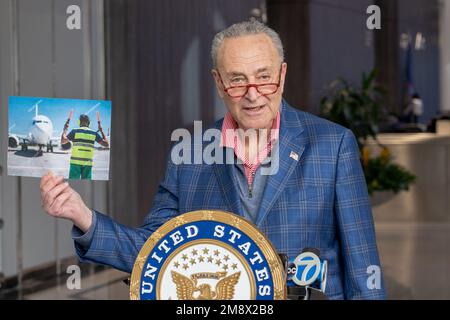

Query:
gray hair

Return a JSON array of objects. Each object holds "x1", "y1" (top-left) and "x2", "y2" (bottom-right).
[{"x1": 211, "y1": 20, "x2": 284, "y2": 69}]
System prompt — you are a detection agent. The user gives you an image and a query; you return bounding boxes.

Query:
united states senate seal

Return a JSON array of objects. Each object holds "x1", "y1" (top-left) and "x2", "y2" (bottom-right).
[{"x1": 130, "y1": 210, "x2": 286, "y2": 300}]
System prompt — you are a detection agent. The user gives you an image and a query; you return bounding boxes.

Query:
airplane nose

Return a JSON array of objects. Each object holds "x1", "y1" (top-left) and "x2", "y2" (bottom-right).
[
  {"x1": 36, "y1": 123, "x2": 48, "y2": 133},
  {"x1": 35, "y1": 124, "x2": 45, "y2": 133},
  {"x1": 33, "y1": 124, "x2": 50, "y2": 143}
]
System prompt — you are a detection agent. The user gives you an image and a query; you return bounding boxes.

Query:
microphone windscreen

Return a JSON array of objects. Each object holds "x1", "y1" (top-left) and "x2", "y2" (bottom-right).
[
  {"x1": 301, "y1": 247, "x2": 321, "y2": 257},
  {"x1": 278, "y1": 253, "x2": 288, "y2": 270}
]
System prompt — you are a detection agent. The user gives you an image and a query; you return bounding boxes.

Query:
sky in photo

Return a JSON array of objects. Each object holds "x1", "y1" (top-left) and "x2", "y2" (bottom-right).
[{"x1": 8, "y1": 96, "x2": 112, "y2": 137}]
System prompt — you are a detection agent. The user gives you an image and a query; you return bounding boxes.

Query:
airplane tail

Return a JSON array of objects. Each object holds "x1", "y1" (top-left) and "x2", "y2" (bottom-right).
[{"x1": 35, "y1": 99, "x2": 42, "y2": 117}]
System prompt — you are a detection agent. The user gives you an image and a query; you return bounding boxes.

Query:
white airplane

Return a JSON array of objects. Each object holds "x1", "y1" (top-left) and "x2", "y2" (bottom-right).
[{"x1": 8, "y1": 100, "x2": 60, "y2": 154}]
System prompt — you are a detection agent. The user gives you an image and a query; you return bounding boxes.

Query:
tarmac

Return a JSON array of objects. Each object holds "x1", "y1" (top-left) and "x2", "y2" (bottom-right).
[{"x1": 7, "y1": 146, "x2": 110, "y2": 180}]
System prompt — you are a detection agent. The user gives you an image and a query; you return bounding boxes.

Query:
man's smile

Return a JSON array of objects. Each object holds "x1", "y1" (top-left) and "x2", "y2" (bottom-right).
[{"x1": 242, "y1": 104, "x2": 267, "y2": 116}]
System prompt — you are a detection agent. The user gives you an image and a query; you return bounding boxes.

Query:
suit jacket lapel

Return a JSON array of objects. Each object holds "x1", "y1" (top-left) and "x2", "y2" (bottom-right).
[
  {"x1": 213, "y1": 152, "x2": 244, "y2": 217},
  {"x1": 211, "y1": 119, "x2": 245, "y2": 217},
  {"x1": 255, "y1": 102, "x2": 306, "y2": 227}
]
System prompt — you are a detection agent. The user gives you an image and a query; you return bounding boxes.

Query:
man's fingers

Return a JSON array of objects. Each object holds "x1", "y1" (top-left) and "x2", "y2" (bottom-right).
[
  {"x1": 41, "y1": 175, "x2": 65, "y2": 195},
  {"x1": 40, "y1": 173, "x2": 52, "y2": 189},
  {"x1": 40, "y1": 174, "x2": 56, "y2": 193},
  {"x1": 44, "y1": 181, "x2": 69, "y2": 206},
  {"x1": 40, "y1": 171, "x2": 54, "y2": 186},
  {"x1": 48, "y1": 189, "x2": 72, "y2": 214},
  {"x1": 42, "y1": 175, "x2": 64, "y2": 193},
  {"x1": 43, "y1": 182, "x2": 70, "y2": 209}
]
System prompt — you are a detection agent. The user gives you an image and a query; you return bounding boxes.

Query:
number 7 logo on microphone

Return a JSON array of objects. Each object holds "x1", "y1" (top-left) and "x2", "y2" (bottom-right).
[{"x1": 292, "y1": 252, "x2": 321, "y2": 286}]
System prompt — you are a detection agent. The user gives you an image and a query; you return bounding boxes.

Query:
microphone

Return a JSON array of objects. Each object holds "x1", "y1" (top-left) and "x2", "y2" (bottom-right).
[
  {"x1": 278, "y1": 253, "x2": 307, "y2": 299},
  {"x1": 286, "y1": 248, "x2": 328, "y2": 300}
]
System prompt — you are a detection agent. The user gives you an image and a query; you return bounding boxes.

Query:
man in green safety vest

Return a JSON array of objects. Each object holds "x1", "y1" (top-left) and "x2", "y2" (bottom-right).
[{"x1": 61, "y1": 114, "x2": 109, "y2": 180}]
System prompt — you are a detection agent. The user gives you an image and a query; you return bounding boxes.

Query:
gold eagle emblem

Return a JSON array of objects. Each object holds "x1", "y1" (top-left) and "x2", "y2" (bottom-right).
[{"x1": 171, "y1": 271, "x2": 241, "y2": 300}]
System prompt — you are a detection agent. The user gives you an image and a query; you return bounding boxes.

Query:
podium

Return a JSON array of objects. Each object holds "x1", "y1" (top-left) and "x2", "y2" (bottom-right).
[{"x1": 128, "y1": 210, "x2": 326, "y2": 300}]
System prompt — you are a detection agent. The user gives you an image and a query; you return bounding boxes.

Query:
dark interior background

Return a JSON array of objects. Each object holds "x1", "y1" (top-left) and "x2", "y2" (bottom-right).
[{"x1": 106, "y1": 0, "x2": 440, "y2": 225}]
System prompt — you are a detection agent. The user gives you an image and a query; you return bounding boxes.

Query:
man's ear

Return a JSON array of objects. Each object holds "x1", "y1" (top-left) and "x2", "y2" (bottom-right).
[
  {"x1": 211, "y1": 69, "x2": 225, "y2": 99},
  {"x1": 279, "y1": 62, "x2": 287, "y2": 95}
]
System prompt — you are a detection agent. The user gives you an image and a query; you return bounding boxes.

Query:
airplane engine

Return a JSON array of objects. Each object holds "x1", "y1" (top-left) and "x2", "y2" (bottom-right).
[
  {"x1": 8, "y1": 135, "x2": 20, "y2": 148},
  {"x1": 61, "y1": 141, "x2": 72, "y2": 150}
]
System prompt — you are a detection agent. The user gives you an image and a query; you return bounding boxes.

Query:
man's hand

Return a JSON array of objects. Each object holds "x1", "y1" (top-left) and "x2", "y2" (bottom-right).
[
  {"x1": 60, "y1": 131, "x2": 69, "y2": 145},
  {"x1": 40, "y1": 172, "x2": 93, "y2": 233},
  {"x1": 99, "y1": 139, "x2": 109, "y2": 148}
]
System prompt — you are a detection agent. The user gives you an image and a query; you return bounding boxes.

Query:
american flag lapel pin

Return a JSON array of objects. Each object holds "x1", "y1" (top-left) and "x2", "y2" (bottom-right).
[{"x1": 289, "y1": 150, "x2": 299, "y2": 161}]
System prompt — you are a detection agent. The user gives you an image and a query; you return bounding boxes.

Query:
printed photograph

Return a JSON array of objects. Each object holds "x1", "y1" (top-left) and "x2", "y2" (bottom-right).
[{"x1": 7, "y1": 96, "x2": 111, "y2": 180}]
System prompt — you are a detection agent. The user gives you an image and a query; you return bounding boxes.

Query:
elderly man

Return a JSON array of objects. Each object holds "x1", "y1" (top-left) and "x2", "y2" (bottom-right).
[{"x1": 40, "y1": 20, "x2": 386, "y2": 299}]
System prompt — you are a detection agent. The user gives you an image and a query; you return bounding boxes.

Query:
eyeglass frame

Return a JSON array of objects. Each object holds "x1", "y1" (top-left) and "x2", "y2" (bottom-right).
[{"x1": 216, "y1": 65, "x2": 283, "y2": 99}]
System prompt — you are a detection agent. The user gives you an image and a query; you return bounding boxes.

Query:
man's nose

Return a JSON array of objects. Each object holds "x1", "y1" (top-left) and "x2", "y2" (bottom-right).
[{"x1": 245, "y1": 86, "x2": 260, "y2": 101}]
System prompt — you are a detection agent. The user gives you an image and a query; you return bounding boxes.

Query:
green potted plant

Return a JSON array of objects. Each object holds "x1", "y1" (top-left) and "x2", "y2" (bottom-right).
[{"x1": 320, "y1": 69, "x2": 416, "y2": 195}]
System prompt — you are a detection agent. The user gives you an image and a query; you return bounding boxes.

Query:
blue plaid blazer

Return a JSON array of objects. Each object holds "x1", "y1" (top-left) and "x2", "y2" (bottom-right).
[{"x1": 75, "y1": 101, "x2": 386, "y2": 300}]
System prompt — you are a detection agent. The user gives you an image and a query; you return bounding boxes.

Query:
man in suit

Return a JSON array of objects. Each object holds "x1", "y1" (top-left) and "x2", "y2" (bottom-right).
[{"x1": 40, "y1": 20, "x2": 386, "y2": 299}]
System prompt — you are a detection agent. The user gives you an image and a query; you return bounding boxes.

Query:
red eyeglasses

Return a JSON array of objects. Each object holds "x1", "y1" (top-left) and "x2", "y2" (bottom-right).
[{"x1": 217, "y1": 65, "x2": 282, "y2": 98}]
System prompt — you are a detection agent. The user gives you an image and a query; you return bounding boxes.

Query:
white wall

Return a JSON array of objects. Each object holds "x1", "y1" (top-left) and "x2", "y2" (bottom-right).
[{"x1": 0, "y1": 0, "x2": 108, "y2": 279}]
